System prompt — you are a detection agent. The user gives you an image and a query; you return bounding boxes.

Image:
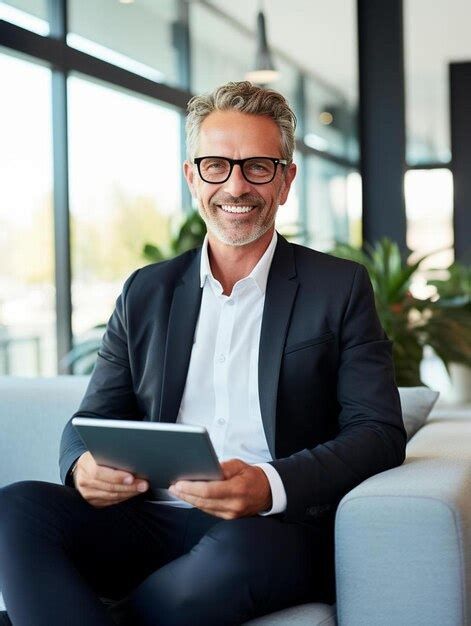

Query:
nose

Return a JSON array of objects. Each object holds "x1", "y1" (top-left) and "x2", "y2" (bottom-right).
[{"x1": 222, "y1": 163, "x2": 253, "y2": 197}]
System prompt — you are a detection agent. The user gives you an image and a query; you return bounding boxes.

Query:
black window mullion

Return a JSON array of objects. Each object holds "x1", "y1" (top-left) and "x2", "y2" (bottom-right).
[
  {"x1": 174, "y1": 0, "x2": 193, "y2": 212},
  {"x1": 48, "y1": 0, "x2": 72, "y2": 373},
  {"x1": 294, "y1": 72, "x2": 309, "y2": 244}
]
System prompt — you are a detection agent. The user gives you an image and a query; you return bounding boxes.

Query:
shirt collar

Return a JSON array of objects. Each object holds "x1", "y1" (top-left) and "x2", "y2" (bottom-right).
[{"x1": 200, "y1": 230, "x2": 278, "y2": 295}]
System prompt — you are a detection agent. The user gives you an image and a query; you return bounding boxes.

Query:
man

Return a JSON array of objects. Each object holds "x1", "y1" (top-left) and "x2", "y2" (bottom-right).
[{"x1": 0, "y1": 81, "x2": 406, "y2": 626}]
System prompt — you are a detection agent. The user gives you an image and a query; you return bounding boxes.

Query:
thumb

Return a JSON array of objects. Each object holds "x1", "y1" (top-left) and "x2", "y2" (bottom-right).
[{"x1": 220, "y1": 458, "x2": 245, "y2": 479}]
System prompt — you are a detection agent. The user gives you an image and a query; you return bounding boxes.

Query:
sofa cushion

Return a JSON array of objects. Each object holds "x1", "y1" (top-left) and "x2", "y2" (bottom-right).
[
  {"x1": 398, "y1": 386, "x2": 439, "y2": 440},
  {"x1": 244, "y1": 602, "x2": 336, "y2": 625}
]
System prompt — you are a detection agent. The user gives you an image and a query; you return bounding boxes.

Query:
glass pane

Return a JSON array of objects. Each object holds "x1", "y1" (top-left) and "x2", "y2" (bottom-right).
[
  {"x1": 190, "y1": 2, "x2": 254, "y2": 94},
  {"x1": 404, "y1": 0, "x2": 471, "y2": 165},
  {"x1": 305, "y1": 156, "x2": 359, "y2": 251},
  {"x1": 0, "y1": 51, "x2": 55, "y2": 375},
  {"x1": 271, "y1": 54, "x2": 299, "y2": 107},
  {"x1": 68, "y1": 75, "x2": 182, "y2": 355},
  {"x1": 67, "y1": 0, "x2": 180, "y2": 86},
  {"x1": 276, "y1": 151, "x2": 301, "y2": 241},
  {"x1": 405, "y1": 169, "x2": 454, "y2": 273},
  {"x1": 0, "y1": 0, "x2": 48, "y2": 35},
  {"x1": 305, "y1": 76, "x2": 358, "y2": 162}
]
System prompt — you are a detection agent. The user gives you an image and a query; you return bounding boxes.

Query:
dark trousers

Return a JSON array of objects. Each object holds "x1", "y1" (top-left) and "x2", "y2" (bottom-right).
[{"x1": 0, "y1": 481, "x2": 335, "y2": 626}]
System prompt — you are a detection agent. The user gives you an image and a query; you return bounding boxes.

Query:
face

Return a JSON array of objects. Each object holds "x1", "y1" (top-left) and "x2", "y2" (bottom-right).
[{"x1": 184, "y1": 110, "x2": 296, "y2": 247}]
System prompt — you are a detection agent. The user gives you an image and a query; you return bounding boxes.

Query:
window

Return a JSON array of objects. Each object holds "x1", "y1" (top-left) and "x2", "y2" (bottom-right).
[
  {"x1": 405, "y1": 169, "x2": 454, "y2": 270},
  {"x1": 67, "y1": 0, "x2": 180, "y2": 86},
  {"x1": 404, "y1": 0, "x2": 471, "y2": 165},
  {"x1": 305, "y1": 77, "x2": 358, "y2": 162},
  {"x1": 0, "y1": 51, "x2": 55, "y2": 375},
  {"x1": 190, "y1": 2, "x2": 253, "y2": 93},
  {"x1": 275, "y1": 151, "x2": 301, "y2": 241},
  {"x1": 68, "y1": 75, "x2": 182, "y2": 341},
  {"x1": 0, "y1": 0, "x2": 49, "y2": 35},
  {"x1": 306, "y1": 156, "x2": 359, "y2": 251}
]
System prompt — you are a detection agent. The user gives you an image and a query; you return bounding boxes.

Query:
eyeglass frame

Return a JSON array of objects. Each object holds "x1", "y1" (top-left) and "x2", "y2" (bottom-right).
[{"x1": 193, "y1": 156, "x2": 288, "y2": 185}]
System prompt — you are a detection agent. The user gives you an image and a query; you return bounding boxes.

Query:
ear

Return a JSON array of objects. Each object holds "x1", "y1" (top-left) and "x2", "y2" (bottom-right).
[
  {"x1": 278, "y1": 162, "x2": 297, "y2": 206},
  {"x1": 183, "y1": 160, "x2": 197, "y2": 198}
]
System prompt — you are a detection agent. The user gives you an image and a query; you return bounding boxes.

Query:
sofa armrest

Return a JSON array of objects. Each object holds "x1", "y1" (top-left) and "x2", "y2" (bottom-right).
[{"x1": 334, "y1": 418, "x2": 471, "y2": 626}]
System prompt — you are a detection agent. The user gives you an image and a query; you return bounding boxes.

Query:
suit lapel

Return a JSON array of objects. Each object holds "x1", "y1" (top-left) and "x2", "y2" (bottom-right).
[
  {"x1": 159, "y1": 251, "x2": 203, "y2": 423},
  {"x1": 259, "y1": 235, "x2": 299, "y2": 458}
]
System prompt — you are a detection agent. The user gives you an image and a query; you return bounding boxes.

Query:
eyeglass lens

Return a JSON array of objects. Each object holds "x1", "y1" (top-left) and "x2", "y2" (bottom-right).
[{"x1": 199, "y1": 158, "x2": 276, "y2": 183}]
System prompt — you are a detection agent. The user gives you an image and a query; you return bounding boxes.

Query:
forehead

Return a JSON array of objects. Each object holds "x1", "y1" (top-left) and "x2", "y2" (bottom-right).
[{"x1": 197, "y1": 110, "x2": 282, "y2": 157}]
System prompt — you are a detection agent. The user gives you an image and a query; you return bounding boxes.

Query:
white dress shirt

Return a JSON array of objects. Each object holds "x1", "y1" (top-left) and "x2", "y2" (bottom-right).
[{"x1": 151, "y1": 230, "x2": 287, "y2": 515}]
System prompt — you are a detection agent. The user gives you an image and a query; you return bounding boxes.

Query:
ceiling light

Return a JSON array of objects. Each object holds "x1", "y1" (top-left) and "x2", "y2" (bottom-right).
[
  {"x1": 245, "y1": 10, "x2": 279, "y2": 85},
  {"x1": 319, "y1": 111, "x2": 334, "y2": 125}
]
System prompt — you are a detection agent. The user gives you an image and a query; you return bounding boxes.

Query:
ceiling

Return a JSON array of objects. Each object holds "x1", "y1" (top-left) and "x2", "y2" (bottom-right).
[
  {"x1": 203, "y1": 0, "x2": 471, "y2": 161},
  {"x1": 207, "y1": 0, "x2": 358, "y2": 104},
  {"x1": 11, "y1": 0, "x2": 471, "y2": 160}
]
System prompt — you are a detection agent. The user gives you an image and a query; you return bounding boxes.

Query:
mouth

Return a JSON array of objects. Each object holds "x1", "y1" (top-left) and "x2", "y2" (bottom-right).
[{"x1": 217, "y1": 204, "x2": 257, "y2": 214}]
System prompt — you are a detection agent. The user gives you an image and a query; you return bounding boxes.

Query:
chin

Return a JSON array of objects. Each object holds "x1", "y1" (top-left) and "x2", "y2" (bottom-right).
[{"x1": 209, "y1": 223, "x2": 272, "y2": 247}]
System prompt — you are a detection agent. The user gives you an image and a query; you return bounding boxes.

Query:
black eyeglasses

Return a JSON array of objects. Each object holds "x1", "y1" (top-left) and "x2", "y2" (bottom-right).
[{"x1": 193, "y1": 156, "x2": 288, "y2": 185}]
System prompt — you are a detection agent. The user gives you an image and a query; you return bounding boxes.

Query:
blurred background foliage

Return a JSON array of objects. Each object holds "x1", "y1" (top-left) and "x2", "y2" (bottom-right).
[{"x1": 331, "y1": 239, "x2": 471, "y2": 387}]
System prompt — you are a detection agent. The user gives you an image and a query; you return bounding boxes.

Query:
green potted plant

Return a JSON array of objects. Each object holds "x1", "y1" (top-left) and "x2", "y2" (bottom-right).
[
  {"x1": 330, "y1": 239, "x2": 471, "y2": 387},
  {"x1": 428, "y1": 261, "x2": 471, "y2": 303}
]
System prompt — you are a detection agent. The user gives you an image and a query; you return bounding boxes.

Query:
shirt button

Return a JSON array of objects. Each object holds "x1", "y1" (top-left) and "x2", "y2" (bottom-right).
[
  {"x1": 218, "y1": 418, "x2": 226, "y2": 425},
  {"x1": 217, "y1": 355, "x2": 226, "y2": 363},
  {"x1": 226, "y1": 299, "x2": 234, "y2": 306}
]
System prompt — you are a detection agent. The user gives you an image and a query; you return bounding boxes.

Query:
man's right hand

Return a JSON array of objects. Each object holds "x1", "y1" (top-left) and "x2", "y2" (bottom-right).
[{"x1": 73, "y1": 451, "x2": 149, "y2": 508}]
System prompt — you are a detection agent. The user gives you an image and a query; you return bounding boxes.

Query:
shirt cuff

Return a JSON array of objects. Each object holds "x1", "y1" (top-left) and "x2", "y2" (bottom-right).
[{"x1": 254, "y1": 462, "x2": 287, "y2": 515}]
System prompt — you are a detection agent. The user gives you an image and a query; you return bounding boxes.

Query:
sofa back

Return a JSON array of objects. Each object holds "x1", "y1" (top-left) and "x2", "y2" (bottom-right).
[{"x1": 0, "y1": 376, "x2": 90, "y2": 488}]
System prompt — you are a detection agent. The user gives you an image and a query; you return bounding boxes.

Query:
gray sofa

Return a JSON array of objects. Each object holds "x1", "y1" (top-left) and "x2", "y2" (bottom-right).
[{"x1": 0, "y1": 376, "x2": 470, "y2": 626}]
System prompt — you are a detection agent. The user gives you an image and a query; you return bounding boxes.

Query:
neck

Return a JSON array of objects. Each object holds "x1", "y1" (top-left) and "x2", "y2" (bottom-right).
[{"x1": 207, "y1": 228, "x2": 275, "y2": 296}]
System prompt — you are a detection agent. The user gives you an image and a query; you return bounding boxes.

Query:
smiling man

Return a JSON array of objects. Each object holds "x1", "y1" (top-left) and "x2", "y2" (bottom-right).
[{"x1": 0, "y1": 82, "x2": 406, "y2": 626}]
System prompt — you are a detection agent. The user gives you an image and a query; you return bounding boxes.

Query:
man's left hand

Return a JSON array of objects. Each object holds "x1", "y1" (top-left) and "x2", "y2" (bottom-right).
[{"x1": 168, "y1": 459, "x2": 272, "y2": 519}]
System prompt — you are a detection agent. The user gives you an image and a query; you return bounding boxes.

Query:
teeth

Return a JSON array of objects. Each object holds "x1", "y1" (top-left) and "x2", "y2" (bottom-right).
[{"x1": 220, "y1": 205, "x2": 254, "y2": 214}]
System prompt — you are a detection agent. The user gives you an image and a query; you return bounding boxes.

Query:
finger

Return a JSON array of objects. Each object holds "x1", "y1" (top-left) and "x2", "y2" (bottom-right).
[
  {"x1": 93, "y1": 464, "x2": 136, "y2": 485},
  {"x1": 171, "y1": 479, "x2": 233, "y2": 499},
  {"x1": 180, "y1": 496, "x2": 240, "y2": 520},
  {"x1": 219, "y1": 459, "x2": 246, "y2": 479},
  {"x1": 81, "y1": 488, "x2": 138, "y2": 504},
  {"x1": 87, "y1": 477, "x2": 149, "y2": 494},
  {"x1": 83, "y1": 489, "x2": 137, "y2": 506},
  {"x1": 87, "y1": 494, "x2": 134, "y2": 509},
  {"x1": 189, "y1": 505, "x2": 234, "y2": 520},
  {"x1": 171, "y1": 491, "x2": 235, "y2": 512}
]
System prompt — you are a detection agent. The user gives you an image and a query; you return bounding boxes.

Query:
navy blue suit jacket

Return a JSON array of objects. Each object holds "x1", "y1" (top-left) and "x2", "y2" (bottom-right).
[{"x1": 60, "y1": 234, "x2": 406, "y2": 525}]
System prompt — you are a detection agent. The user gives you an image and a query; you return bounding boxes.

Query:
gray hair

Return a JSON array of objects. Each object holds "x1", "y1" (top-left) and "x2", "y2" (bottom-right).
[{"x1": 185, "y1": 81, "x2": 297, "y2": 163}]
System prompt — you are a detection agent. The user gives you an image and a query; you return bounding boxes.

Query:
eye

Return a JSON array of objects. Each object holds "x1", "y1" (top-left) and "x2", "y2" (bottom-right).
[
  {"x1": 249, "y1": 162, "x2": 269, "y2": 172},
  {"x1": 245, "y1": 159, "x2": 273, "y2": 177},
  {"x1": 202, "y1": 158, "x2": 227, "y2": 171}
]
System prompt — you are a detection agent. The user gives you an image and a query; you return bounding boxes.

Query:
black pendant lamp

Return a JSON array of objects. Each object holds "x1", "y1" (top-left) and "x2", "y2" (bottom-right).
[{"x1": 246, "y1": 8, "x2": 279, "y2": 85}]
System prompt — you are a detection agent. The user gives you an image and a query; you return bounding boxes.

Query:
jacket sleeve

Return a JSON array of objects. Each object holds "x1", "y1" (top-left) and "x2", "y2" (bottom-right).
[
  {"x1": 59, "y1": 269, "x2": 142, "y2": 486},
  {"x1": 269, "y1": 263, "x2": 407, "y2": 524}
]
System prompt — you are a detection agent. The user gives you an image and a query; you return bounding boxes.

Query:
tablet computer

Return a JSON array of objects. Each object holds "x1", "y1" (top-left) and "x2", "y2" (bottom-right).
[{"x1": 72, "y1": 417, "x2": 223, "y2": 491}]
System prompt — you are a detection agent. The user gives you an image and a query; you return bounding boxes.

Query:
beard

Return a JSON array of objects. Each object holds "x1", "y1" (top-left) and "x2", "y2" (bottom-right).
[{"x1": 198, "y1": 192, "x2": 277, "y2": 247}]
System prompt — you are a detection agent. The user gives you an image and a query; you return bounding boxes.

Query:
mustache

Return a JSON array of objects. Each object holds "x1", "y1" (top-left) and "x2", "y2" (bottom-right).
[{"x1": 211, "y1": 193, "x2": 262, "y2": 207}]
